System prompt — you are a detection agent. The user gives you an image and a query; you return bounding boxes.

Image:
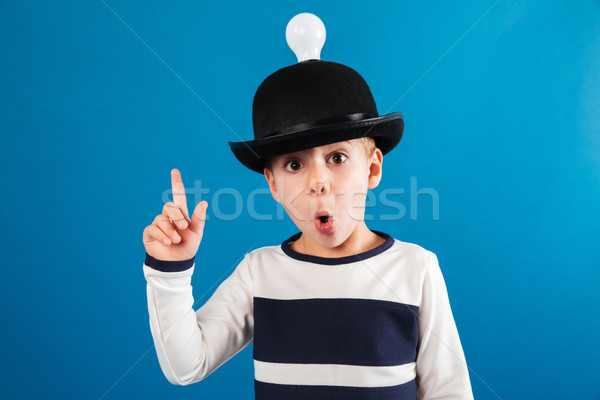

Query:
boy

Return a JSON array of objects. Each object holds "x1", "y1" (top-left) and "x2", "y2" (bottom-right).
[{"x1": 142, "y1": 16, "x2": 473, "y2": 399}]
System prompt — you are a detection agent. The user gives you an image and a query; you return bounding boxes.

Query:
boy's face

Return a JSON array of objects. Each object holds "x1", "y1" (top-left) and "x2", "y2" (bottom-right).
[{"x1": 264, "y1": 138, "x2": 383, "y2": 250}]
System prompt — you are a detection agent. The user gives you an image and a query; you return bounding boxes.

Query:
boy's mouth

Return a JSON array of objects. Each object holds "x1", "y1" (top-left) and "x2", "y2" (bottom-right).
[{"x1": 314, "y1": 212, "x2": 334, "y2": 234}]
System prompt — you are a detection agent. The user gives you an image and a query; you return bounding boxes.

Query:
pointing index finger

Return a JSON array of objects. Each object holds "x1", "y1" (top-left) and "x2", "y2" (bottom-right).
[{"x1": 171, "y1": 168, "x2": 189, "y2": 219}]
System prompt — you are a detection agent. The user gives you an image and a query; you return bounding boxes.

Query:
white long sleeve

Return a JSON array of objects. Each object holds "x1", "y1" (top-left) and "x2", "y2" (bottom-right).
[
  {"x1": 142, "y1": 232, "x2": 473, "y2": 398},
  {"x1": 142, "y1": 253, "x2": 254, "y2": 385},
  {"x1": 415, "y1": 252, "x2": 474, "y2": 399}
]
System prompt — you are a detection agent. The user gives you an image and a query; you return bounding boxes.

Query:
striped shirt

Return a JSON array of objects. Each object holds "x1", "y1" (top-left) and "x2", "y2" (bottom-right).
[{"x1": 143, "y1": 230, "x2": 473, "y2": 399}]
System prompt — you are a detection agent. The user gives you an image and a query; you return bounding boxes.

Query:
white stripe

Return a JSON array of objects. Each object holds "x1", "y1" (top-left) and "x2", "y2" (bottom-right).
[
  {"x1": 254, "y1": 360, "x2": 416, "y2": 387},
  {"x1": 250, "y1": 241, "x2": 427, "y2": 307}
]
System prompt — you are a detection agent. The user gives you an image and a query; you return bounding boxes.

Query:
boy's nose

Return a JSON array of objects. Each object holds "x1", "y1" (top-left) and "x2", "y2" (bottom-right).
[
  {"x1": 309, "y1": 179, "x2": 329, "y2": 195},
  {"x1": 306, "y1": 162, "x2": 330, "y2": 195}
]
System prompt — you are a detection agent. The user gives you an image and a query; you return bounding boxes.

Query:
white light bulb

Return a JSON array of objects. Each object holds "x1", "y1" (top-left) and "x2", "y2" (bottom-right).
[{"x1": 285, "y1": 13, "x2": 326, "y2": 63}]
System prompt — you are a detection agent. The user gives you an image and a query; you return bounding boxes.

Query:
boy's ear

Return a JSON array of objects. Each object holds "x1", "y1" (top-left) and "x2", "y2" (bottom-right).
[
  {"x1": 264, "y1": 166, "x2": 281, "y2": 203},
  {"x1": 367, "y1": 148, "x2": 384, "y2": 189}
]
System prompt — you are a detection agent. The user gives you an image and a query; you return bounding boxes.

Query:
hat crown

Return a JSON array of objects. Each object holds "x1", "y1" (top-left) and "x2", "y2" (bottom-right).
[
  {"x1": 228, "y1": 13, "x2": 403, "y2": 174},
  {"x1": 252, "y1": 60, "x2": 379, "y2": 140}
]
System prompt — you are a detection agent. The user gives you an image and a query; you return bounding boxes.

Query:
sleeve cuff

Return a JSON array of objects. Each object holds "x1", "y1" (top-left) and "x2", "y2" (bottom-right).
[{"x1": 144, "y1": 252, "x2": 195, "y2": 272}]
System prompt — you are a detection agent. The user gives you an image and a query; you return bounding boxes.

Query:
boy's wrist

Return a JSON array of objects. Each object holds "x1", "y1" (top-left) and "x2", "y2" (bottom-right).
[{"x1": 144, "y1": 252, "x2": 195, "y2": 272}]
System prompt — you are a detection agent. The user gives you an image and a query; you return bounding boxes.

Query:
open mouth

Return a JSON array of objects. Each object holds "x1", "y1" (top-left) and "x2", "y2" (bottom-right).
[{"x1": 314, "y1": 213, "x2": 334, "y2": 234}]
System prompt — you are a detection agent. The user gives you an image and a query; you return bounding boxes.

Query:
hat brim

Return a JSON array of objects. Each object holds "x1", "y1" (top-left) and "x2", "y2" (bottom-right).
[{"x1": 228, "y1": 112, "x2": 404, "y2": 174}]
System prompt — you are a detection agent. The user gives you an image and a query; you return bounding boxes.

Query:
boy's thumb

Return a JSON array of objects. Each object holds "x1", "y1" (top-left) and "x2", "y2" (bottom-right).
[{"x1": 190, "y1": 201, "x2": 208, "y2": 234}]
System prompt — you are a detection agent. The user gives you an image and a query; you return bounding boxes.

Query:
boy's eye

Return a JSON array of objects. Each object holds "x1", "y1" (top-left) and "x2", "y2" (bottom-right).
[
  {"x1": 329, "y1": 152, "x2": 348, "y2": 164},
  {"x1": 284, "y1": 160, "x2": 303, "y2": 172},
  {"x1": 283, "y1": 153, "x2": 348, "y2": 172}
]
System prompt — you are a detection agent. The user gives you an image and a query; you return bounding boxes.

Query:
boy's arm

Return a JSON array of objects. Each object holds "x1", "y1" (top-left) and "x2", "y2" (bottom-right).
[
  {"x1": 415, "y1": 252, "x2": 474, "y2": 399},
  {"x1": 142, "y1": 252, "x2": 254, "y2": 386}
]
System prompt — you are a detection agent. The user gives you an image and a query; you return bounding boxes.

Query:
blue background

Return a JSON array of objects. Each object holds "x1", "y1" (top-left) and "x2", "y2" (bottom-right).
[{"x1": 1, "y1": 1, "x2": 599, "y2": 399}]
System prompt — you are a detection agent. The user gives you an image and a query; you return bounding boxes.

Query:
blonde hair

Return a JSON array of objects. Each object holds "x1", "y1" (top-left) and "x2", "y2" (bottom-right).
[{"x1": 357, "y1": 136, "x2": 377, "y2": 158}]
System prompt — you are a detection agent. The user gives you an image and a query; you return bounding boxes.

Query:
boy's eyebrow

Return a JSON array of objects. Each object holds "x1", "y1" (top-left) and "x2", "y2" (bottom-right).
[
  {"x1": 279, "y1": 140, "x2": 354, "y2": 159},
  {"x1": 331, "y1": 140, "x2": 353, "y2": 147}
]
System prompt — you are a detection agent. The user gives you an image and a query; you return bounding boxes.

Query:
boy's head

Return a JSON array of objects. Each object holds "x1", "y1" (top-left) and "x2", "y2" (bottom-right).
[
  {"x1": 263, "y1": 136, "x2": 383, "y2": 249},
  {"x1": 227, "y1": 46, "x2": 403, "y2": 252}
]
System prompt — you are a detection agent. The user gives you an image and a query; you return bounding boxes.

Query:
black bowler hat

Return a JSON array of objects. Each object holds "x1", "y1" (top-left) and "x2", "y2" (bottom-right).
[{"x1": 228, "y1": 13, "x2": 404, "y2": 174}]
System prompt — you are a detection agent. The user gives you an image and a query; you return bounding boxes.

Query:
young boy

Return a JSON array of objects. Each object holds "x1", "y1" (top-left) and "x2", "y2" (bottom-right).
[{"x1": 141, "y1": 21, "x2": 474, "y2": 399}]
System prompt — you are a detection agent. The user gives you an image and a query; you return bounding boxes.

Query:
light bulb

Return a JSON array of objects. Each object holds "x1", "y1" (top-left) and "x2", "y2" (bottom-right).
[{"x1": 285, "y1": 13, "x2": 326, "y2": 63}]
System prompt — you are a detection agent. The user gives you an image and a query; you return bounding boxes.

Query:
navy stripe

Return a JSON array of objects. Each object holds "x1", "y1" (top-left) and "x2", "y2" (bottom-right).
[
  {"x1": 253, "y1": 297, "x2": 419, "y2": 366},
  {"x1": 281, "y1": 230, "x2": 394, "y2": 265},
  {"x1": 144, "y1": 252, "x2": 194, "y2": 272},
  {"x1": 255, "y1": 379, "x2": 417, "y2": 400}
]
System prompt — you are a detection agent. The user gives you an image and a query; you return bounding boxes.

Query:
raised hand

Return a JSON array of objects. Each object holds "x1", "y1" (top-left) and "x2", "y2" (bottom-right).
[{"x1": 143, "y1": 168, "x2": 208, "y2": 261}]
